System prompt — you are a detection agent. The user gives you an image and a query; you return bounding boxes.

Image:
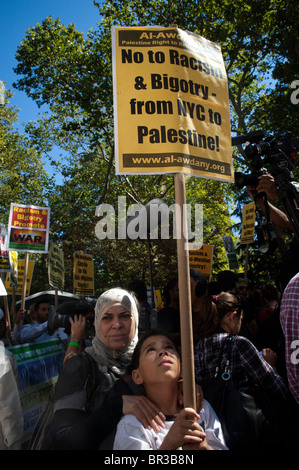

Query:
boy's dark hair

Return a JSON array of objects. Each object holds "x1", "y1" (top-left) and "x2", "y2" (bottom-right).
[{"x1": 127, "y1": 329, "x2": 179, "y2": 374}]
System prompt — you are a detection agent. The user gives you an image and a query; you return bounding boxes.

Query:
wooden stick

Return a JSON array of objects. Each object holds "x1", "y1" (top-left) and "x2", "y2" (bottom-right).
[
  {"x1": 174, "y1": 173, "x2": 196, "y2": 409},
  {"x1": 21, "y1": 252, "x2": 29, "y2": 310},
  {"x1": 55, "y1": 288, "x2": 59, "y2": 308},
  {"x1": 244, "y1": 244, "x2": 249, "y2": 281}
]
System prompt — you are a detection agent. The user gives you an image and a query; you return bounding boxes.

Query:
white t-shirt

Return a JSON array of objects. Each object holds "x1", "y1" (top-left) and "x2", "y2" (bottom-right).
[{"x1": 113, "y1": 399, "x2": 228, "y2": 450}]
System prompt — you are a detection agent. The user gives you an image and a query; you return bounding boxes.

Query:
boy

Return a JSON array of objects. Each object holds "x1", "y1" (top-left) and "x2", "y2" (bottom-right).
[{"x1": 113, "y1": 330, "x2": 227, "y2": 450}]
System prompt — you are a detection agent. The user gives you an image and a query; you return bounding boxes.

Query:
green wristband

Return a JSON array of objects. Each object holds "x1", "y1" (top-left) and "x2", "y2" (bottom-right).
[{"x1": 69, "y1": 341, "x2": 80, "y2": 348}]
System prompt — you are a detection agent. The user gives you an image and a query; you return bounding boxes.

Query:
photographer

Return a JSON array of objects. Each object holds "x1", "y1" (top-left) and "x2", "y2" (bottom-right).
[
  {"x1": 247, "y1": 174, "x2": 293, "y2": 233},
  {"x1": 18, "y1": 300, "x2": 68, "y2": 345},
  {"x1": 247, "y1": 173, "x2": 299, "y2": 291}
]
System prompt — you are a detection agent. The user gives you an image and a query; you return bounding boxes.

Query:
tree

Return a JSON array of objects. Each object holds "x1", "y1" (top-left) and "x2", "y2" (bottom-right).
[
  {"x1": 0, "y1": 88, "x2": 50, "y2": 220},
  {"x1": 10, "y1": 0, "x2": 298, "y2": 291}
]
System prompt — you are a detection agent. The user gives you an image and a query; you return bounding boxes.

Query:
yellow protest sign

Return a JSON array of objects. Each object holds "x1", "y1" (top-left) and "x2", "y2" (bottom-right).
[
  {"x1": 241, "y1": 202, "x2": 256, "y2": 244},
  {"x1": 73, "y1": 252, "x2": 94, "y2": 296},
  {"x1": 9, "y1": 250, "x2": 18, "y2": 288},
  {"x1": 5, "y1": 259, "x2": 35, "y2": 295},
  {"x1": 112, "y1": 26, "x2": 233, "y2": 181},
  {"x1": 155, "y1": 289, "x2": 163, "y2": 311},
  {"x1": 188, "y1": 243, "x2": 214, "y2": 281},
  {"x1": 48, "y1": 241, "x2": 65, "y2": 291}
]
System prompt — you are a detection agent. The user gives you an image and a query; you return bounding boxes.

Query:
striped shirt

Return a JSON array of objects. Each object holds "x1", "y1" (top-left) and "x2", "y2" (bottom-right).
[
  {"x1": 194, "y1": 332, "x2": 288, "y2": 398},
  {"x1": 280, "y1": 272, "x2": 299, "y2": 404}
]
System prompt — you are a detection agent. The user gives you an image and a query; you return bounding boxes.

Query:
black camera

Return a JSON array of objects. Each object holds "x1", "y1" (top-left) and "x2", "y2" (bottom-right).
[
  {"x1": 47, "y1": 298, "x2": 96, "y2": 336},
  {"x1": 234, "y1": 168, "x2": 268, "y2": 189},
  {"x1": 233, "y1": 130, "x2": 299, "y2": 189},
  {"x1": 232, "y1": 130, "x2": 299, "y2": 245}
]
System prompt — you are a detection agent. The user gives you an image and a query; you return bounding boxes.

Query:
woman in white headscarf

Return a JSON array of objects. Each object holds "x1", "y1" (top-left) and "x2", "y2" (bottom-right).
[{"x1": 39, "y1": 288, "x2": 164, "y2": 450}]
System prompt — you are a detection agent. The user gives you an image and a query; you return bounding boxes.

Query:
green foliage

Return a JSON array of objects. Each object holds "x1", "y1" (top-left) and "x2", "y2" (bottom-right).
[
  {"x1": 0, "y1": 90, "x2": 50, "y2": 220},
  {"x1": 3, "y1": 0, "x2": 298, "y2": 293}
]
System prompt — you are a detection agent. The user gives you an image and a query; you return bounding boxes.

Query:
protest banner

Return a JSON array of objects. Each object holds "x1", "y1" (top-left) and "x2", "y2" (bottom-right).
[
  {"x1": 188, "y1": 243, "x2": 214, "y2": 281},
  {"x1": 9, "y1": 250, "x2": 18, "y2": 288},
  {"x1": 241, "y1": 202, "x2": 256, "y2": 244},
  {"x1": 112, "y1": 25, "x2": 233, "y2": 181},
  {"x1": 7, "y1": 203, "x2": 50, "y2": 309},
  {"x1": 222, "y1": 235, "x2": 239, "y2": 270},
  {"x1": 5, "y1": 259, "x2": 35, "y2": 296},
  {"x1": 155, "y1": 288, "x2": 163, "y2": 311},
  {"x1": 48, "y1": 241, "x2": 65, "y2": 305},
  {"x1": 7, "y1": 339, "x2": 65, "y2": 445},
  {"x1": 73, "y1": 252, "x2": 94, "y2": 296},
  {"x1": 112, "y1": 25, "x2": 232, "y2": 409},
  {"x1": 7, "y1": 203, "x2": 50, "y2": 253}
]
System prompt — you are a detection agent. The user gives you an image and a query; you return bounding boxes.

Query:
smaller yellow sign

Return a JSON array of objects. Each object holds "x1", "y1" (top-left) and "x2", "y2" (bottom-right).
[
  {"x1": 48, "y1": 242, "x2": 65, "y2": 291},
  {"x1": 73, "y1": 252, "x2": 94, "y2": 296},
  {"x1": 5, "y1": 259, "x2": 35, "y2": 295},
  {"x1": 155, "y1": 289, "x2": 163, "y2": 310},
  {"x1": 241, "y1": 202, "x2": 256, "y2": 244},
  {"x1": 188, "y1": 243, "x2": 214, "y2": 282}
]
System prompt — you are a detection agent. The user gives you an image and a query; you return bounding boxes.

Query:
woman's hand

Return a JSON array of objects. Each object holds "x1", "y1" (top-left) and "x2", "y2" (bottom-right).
[
  {"x1": 159, "y1": 408, "x2": 210, "y2": 450},
  {"x1": 63, "y1": 315, "x2": 87, "y2": 363},
  {"x1": 122, "y1": 395, "x2": 166, "y2": 433},
  {"x1": 69, "y1": 314, "x2": 86, "y2": 343}
]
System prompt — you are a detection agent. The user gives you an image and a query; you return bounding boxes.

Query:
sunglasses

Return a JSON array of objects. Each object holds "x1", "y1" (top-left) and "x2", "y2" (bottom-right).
[{"x1": 239, "y1": 286, "x2": 248, "y2": 291}]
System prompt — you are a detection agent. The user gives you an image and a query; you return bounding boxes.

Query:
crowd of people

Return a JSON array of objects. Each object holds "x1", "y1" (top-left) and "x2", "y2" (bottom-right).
[
  {"x1": 0, "y1": 174, "x2": 298, "y2": 451},
  {"x1": 0, "y1": 265, "x2": 297, "y2": 451}
]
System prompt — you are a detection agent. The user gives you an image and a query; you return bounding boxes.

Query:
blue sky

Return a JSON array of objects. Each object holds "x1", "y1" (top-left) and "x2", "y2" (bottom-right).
[{"x1": 0, "y1": 0, "x2": 102, "y2": 128}]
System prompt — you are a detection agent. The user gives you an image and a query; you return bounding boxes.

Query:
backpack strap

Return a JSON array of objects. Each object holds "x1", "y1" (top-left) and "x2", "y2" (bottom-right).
[{"x1": 214, "y1": 335, "x2": 234, "y2": 380}]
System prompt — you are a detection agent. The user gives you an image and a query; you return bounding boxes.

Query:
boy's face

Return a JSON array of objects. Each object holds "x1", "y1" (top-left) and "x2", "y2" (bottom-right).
[{"x1": 132, "y1": 335, "x2": 181, "y2": 386}]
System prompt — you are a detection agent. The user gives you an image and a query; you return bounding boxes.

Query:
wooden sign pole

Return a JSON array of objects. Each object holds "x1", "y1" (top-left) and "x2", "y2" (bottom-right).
[
  {"x1": 55, "y1": 288, "x2": 59, "y2": 308},
  {"x1": 21, "y1": 252, "x2": 29, "y2": 311},
  {"x1": 174, "y1": 173, "x2": 196, "y2": 410}
]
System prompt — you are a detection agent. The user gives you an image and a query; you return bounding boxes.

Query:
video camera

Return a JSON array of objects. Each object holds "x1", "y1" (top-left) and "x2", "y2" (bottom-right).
[
  {"x1": 232, "y1": 130, "x2": 299, "y2": 245},
  {"x1": 48, "y1": 298, "x2": 96, "y2": 337},
  {"x1": 233, "y1": 130, "x2": 299, "y2": 189}
]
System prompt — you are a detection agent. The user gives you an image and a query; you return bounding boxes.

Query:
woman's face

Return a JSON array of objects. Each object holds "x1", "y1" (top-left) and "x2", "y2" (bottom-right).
[
  {"x1": 132, "y1": 335, "x2": 181, "y2": 386},
  {"x1": 98, "y1": 304, "x2": 135, "y2": 350}
]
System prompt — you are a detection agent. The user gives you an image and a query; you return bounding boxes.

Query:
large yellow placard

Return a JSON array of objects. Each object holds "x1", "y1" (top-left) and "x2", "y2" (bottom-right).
[{"x1": 112, "y1": 26, "x2": 233, "y2": 181}]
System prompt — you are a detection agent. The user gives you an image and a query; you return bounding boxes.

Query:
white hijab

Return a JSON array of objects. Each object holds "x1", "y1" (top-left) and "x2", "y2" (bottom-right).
[{"x1": 85, "y1": 288, "x2": 139, "y2": 375}]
